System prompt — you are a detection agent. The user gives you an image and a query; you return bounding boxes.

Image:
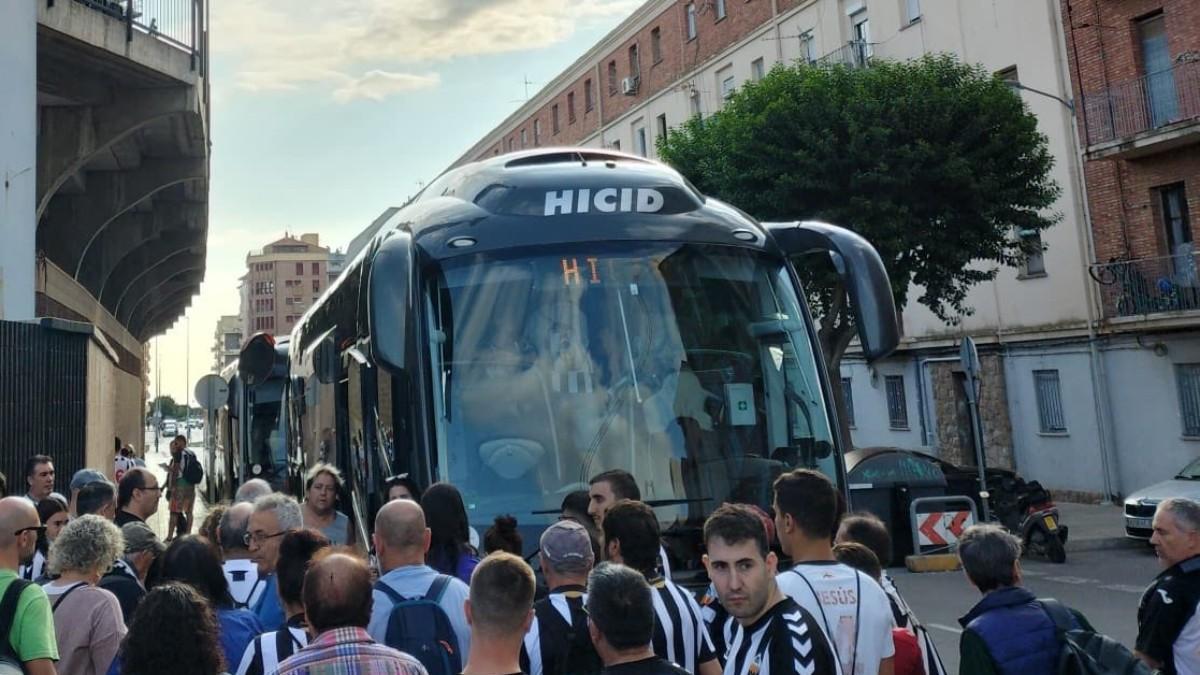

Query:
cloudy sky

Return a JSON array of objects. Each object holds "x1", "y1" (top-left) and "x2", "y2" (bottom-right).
[{"x1": 149, "y1": 0, "x2": 639, "y2": 404}]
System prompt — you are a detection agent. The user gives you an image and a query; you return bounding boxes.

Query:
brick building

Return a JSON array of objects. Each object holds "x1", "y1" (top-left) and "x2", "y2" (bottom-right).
[
  {"x1": 1059, "y1": 0, "x2": 1200, "y2": 502},
  {"x1": 436, "y1": 0, "x2": 1190, "y2": 498},
  {"x1": 241, "y1": 234, "x2": 330, "y2": 339}
]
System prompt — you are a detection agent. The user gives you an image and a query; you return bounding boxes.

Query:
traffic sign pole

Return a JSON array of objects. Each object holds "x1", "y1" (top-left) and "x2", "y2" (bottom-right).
[{"x1": 960, "y1": 337, "x2": 991, "y2": 521}]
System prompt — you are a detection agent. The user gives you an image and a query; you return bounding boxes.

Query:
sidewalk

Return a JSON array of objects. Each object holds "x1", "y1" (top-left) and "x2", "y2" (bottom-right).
[
  {"x1": 141, "y1": 435, "x2": 210, "y2": 540},
  {"x1": 1058, "y1": 501, "x2": 1146, "y2": 553}
]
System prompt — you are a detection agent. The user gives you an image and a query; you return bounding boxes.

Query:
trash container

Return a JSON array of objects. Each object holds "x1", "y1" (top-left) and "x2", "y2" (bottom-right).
[{"x1": 845, "y1": 447, "x2": 949, "y2": 565}]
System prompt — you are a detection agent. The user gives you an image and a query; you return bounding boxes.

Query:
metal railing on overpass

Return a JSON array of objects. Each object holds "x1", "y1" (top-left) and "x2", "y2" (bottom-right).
[
  {"x1": 58, "y1": 0, "x2": 205, "y2": 68},
  {"x1": 1090, "y1": 250, "x2": 1200, "y2": 318},
  {"x1": 1081, "y1": 56, "x2": 1200, "y2": 146}
]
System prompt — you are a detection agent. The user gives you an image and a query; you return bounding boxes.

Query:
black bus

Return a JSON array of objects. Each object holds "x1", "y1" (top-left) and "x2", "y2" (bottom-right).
[
  {"x1": 214, "y1": 334, "x2": 293, "y2": 501},
  {"x1": 279, "y1": 148, "x2": 899, "y2": 574}
]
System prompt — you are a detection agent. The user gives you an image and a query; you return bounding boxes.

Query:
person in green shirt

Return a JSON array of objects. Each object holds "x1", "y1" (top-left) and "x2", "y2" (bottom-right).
[
  {"x1": 0, "y1": 496, "x2": 60, "y2": 675},
  {"x1": 956, "y1": 524, "x2": 1092, "y2": 675}
]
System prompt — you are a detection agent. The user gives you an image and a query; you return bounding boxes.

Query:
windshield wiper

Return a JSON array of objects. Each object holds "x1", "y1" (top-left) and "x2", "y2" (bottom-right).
[{"x1": 1175, "y1": 474, "x2": 1200, "y2": 480}]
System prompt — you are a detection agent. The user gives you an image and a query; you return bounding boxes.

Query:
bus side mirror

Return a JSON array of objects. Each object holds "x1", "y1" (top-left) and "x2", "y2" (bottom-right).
[
  {"x1": 762, "y1": 220, "x2": 900, "y2": 362},
  {"x1": 239, "y1": 333, "x2": 278, "y2": 386},
  {"x1": 369, "y1": 230, "x2": 415, "y2": 374}
]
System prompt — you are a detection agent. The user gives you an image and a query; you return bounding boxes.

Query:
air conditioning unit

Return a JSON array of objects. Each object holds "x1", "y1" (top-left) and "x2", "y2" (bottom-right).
[{"x1": 621, "y1": 76, "x2": 640, "y2": 95}]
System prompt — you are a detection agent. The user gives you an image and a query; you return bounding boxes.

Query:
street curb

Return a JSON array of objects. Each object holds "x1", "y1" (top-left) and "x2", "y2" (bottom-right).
[{"x1": 1065, "y1": 536, "x2": 1149, "y2": 553}]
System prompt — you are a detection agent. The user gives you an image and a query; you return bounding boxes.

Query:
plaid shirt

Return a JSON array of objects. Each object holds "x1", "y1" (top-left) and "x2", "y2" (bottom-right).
[{"x1": 277, "y1": 627, "x2": 429, "y2": 675}]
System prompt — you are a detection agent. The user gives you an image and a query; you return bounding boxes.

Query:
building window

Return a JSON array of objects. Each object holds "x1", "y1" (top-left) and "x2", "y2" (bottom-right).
[
  {"x1": 507, "y1": 137, "x2": 514, "y2": 152},
  {"x1": 1034, "y1": 370, "x2": 1067, "y2": 433},
  {"x1": 585, "y1": 78, "x2": 594, "y2": 111},
  {"x1": 551, "y1": 105, "x2": 560, "y2": 134},
  {"x1": 1160, "y1": 183, "x2": 1193, "y2": 261},
  {"x1": 520, "y1": 128, "x2": 527, "y2": 148},
  {"x1": 651, "y1": 27, "x2": 662, "y2": 63},
  {"x1": 608, "y1": 60, "x2": 618, "y2": 95},
  {"x1": 312, "y1": 279, "x2": 320, "y2": 293},
  {"x1": 751, "y1": 58, "x2": 765, "y2": 82},
  {"x1": 311, "y1": 262, "x2": 319, "y2": 275},
  {"x1": 799, "y1": 30, "x2": 817, "y2": 64},
  {"x1": 634, "y1": 126, "x2": 648, "y2": 157},
  {"x1": 904, "y1": 0, "x2": 921, "y2": 24},
  {"x1": 567, "y1": 92, "x2": 576, "y2": 123},
  {"x1": 841, "y1": 377, "x2": 855, "y2": 427},
  {"x1": 656, "y1": 113, "x2": 668, "y2": 142},
  {"x1": 1020, "y1": 229, "x2": 1046, "y2": 277},
  {"x1": 1177, "y1": 364, "x2": 1200, "y2": 437},
  {"x1": 885, "y1": 375, "x2": 908, "y2": 430},
  {"x1": 1139, "y1": 13, "x2": 1177, "y2": 128},
  {"x1": 851, "y1": 10, "x2": 873, "y2": 63},
  {"x1": 534, "y1": 119, "x2": 541, "y2": 146},
  {"x1": 718, "y1": 66, "x2": 736, "y2": 100},
  {"x1": 715, "y1": 0, "x2": 726, "y2": 20},
  {"x1": 293, "y1": 262, "x2": 302, "y2": 275},
  {"x1": 690, "y1": 88, "x2": 702, "y2": 117},
  {"x1": 611, "y1": 139, "x2": 621, "y2": 151},
  {"x1": 629, "y1": 44, "x2": 640, "y2": 79},
  {"x1": 686, "y1": 3, "x2": 697, "y2": 40}
]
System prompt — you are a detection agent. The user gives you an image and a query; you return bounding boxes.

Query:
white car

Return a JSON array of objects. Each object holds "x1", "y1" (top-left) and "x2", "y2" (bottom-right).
[
  {"x1": 161, "y1": 420, "x2": 178, "y2": 437},
  {"x1": 1125, "y1": 457, "x2": 1200, "y2": 539}
]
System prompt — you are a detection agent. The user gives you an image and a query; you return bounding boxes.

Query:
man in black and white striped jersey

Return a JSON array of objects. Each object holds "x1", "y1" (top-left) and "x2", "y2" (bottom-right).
[
  {"x1": 234, "y1": 529, "x2": 331, "y2": 675},
  {"x1": 602, "y1": 500, "x2": 721, "y2": 675},
  {"x1": 704, "y1": 504, "x2": 839, "y2": 675},
  {"x1": 521, "y1": 519, "x2": 601, "y2": 675},
  {"x1": 218, "y1": 503, "x2": 267, "y2": 611}
]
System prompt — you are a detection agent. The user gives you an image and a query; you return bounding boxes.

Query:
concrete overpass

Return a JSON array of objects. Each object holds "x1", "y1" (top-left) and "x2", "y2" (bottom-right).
[{"x1": 0, "y1": 0, "x2": 210, "y2": 483}]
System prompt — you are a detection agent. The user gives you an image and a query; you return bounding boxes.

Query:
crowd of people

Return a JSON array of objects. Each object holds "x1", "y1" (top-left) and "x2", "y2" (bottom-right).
[{"x1": 0, "y1": 447, "x2": 1191, "y2": 675}]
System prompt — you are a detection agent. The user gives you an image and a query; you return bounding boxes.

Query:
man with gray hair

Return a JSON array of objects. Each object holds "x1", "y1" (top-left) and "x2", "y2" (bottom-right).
[
  {"x1": 235, "y1": 478, "x2": 273, "y2": 504},
  {"x1": 100, "y1": 521, "x2": 166, "y2": 623},
  {"x1": 218, "y1": 502, "x2": 266, "y2": 610},
  {"x1": 248, "y1": 493, "x2": 302, "y2": 632},
  {"x1": 956, "y1": 523, "x2": 1093, "y2": 675},
  {"x1": 1136, "y1": 497, "x2": 1200, "y2": 673},
  {"x1": 520, "y1": 519, "x2": 601, "y2": 675}
]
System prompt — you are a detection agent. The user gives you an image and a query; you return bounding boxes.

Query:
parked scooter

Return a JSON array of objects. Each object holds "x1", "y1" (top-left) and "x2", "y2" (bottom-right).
[{"x1": 987, "y1": 475, "x2": 1068, "y2": 563}]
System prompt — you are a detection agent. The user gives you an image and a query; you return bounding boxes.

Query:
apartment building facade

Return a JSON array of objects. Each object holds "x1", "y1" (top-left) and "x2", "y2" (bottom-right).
[
  {"x1": 241, "y1": 234, "x2": 331, "y2": 339},
  {"x1": 1060, "y1": 0, "x2": 1200, "y2": 499},
  {"x1": 447, "y1": 0, "x2": 1177, "y2": 499},
  {"x1": 212, "y1": 314, "x2": 242, "y2": 372}
]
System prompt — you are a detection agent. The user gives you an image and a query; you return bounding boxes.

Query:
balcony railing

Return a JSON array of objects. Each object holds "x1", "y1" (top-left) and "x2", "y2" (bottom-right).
[
  {"x1": 65, "y1": 0, "x2": 203, "y2": 58},
  {"x1": 1081, "y1": 56, "x2": 1200, "y2": 146},
  {"x1": 1090, "y1": 250, "x2": 1200, "y2": 318},
  {"x1": 815, "y1": 40, "x2": 874, "y2": 69}
]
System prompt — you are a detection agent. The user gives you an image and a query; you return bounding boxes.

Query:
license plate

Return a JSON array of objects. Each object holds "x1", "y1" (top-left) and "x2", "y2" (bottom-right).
[
  {"x1": 1043, "y1": 515, "x2": 1058, "y2": 531},
  {"x1": 1128, "y1": 517, "x2": 1152, "y2": 529}
]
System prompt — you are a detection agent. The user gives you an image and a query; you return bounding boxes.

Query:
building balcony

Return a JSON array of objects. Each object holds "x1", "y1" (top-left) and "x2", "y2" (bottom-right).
[
  {"x1": 815, "y1": 40, "x2": 873, "y2": 69},
  {"x1": 1091, "y1": 251, "x2": 1200, "y2": 323},
  {"x1": 1081, "y1": 56, "x2": 1200, "y2": 160}
]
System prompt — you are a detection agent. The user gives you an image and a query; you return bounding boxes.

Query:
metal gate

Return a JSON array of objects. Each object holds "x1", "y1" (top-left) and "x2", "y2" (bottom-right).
[{"x1": 0, "y1": 320, "x2": 89, "y2": 497}]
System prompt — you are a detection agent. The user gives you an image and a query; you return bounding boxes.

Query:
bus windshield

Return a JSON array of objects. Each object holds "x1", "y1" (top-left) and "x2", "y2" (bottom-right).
[{"x1": 426, "y1": 242, "x2": 837, "y2": 536}]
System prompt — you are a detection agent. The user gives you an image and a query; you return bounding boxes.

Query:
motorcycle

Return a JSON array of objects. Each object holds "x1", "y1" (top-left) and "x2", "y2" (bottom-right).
[{"x1": 987, "y1": 474, "x2": 1068, "y2": 564}]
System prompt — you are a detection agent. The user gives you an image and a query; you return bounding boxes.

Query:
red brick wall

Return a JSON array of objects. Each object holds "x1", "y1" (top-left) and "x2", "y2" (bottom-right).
[
  {"x1": 1060, "y1": 0, "x2": 1200, "y2": 263},
  {"x1": 476, "y1": 0, "x2": 781, "y2": 160}
]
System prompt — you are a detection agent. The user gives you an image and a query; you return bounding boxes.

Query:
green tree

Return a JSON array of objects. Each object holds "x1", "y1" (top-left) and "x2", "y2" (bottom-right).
[
  {"x1": 148, "y1": 395, "x2": 187, "y2": 420},
  {"x1": 659, "y1": 54, "x2": 1059, "y2": 398}
]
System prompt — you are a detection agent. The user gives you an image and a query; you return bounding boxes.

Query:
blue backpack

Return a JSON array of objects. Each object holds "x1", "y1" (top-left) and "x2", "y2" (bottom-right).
[{"x1": 374, "y1": 575, "x2": 462, "y2": 675}]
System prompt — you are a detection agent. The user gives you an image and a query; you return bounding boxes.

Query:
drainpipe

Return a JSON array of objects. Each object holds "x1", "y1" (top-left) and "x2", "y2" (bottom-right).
[{"x1": 1050, "y1": 0, "x2": 1120, "y2": 502}]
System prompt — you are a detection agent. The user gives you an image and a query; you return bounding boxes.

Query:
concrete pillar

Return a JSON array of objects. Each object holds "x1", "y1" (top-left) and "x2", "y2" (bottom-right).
[{"x1": 0, "y1": 0, "x2": 37, "y2": 320}]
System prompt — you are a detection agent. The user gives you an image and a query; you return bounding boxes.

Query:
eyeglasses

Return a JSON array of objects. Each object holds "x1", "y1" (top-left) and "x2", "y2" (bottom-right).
[
  {"x1": 137, "y1": 485, "x2": 163, "y2": 493},
  {"x1": 243, "y1": 530, "x2": 287, "y2": 547},
  {"x1": 14, "y1": 525, "x2": 46, "y2": 537}
]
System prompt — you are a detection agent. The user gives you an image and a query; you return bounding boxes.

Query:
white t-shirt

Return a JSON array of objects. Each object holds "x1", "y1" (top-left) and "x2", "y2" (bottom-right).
[{"x1": 777, "y1": 561, "x2": 895, "y2": 675}]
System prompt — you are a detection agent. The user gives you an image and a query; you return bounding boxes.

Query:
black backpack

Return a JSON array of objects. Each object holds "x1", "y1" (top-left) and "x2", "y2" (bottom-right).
[
  {"x1": 1039, "y1": 599, "x2": 1159, "y2": 675},
  {"x1": 182, "y1": 449, "x2": 204, "y2": 485},
  {"x1": 0, "y1": 579, "x2": 32, "y2": 675},
  {"x1": 374, "y1": 576, "x2": 462, "y2": 675}
]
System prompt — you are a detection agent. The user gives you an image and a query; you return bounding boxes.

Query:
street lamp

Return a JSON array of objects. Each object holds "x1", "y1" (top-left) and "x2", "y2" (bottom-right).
[{"x1": 1006, "y1": 78, "x2": 1119, "y2": 503}]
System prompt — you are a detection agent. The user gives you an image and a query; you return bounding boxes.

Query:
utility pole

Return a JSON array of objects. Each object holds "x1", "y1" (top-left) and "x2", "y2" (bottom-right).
[
  {"x1": 154, "y1": 337, "x2": 161, "y2": 455},
  {"x1": 185, "y1": 315, "x2": 191, "y2": 443}
]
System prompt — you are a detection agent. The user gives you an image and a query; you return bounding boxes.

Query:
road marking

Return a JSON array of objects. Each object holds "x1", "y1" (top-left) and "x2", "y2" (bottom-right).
[
  {"x1": 928, "y1": 623, "x2": 963, "y2": 635},
  {"x1": 1100, "y1": 584, "x2": 1146, "y2": 594},
  {"x1": 1043, "y1": 576, "x2": 1097, "y2": 585},
  {"x1": 1021, "y1": 569, "x2": 1046, "y2": 577}
]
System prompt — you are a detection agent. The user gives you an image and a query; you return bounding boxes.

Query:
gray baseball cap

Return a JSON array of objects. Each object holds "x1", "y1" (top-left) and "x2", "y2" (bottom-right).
[
  {"x1": 70, "y1": 469, "x2": 108, "y2": 492},
  {"x1": 121, "y1": 522, "x2": 166, "y2": 556},
  {"x1": 540, "y1": 520, "x2": 594, "y2": 573}
]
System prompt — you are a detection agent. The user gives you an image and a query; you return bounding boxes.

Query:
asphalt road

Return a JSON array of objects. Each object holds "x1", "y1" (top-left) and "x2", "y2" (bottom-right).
[{"x1": 891, "y1": 545, "x2": 1158, "y2": 673}]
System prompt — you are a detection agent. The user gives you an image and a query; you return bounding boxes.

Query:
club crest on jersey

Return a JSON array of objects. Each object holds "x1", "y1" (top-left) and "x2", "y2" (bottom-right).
[{"x1": 543, "y1": 188, "x2": 665, "y2": 216}]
